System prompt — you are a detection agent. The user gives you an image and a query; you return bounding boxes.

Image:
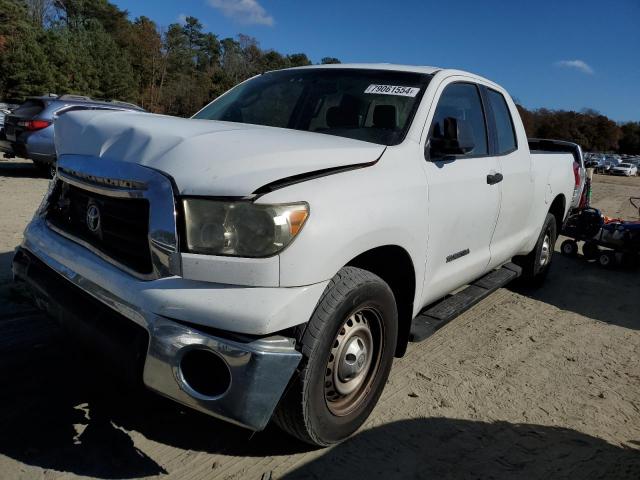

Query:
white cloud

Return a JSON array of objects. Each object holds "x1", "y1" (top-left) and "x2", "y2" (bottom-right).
[
  {"x1": 207, "y1": 0, "x2": 274, "y2": 26},
  {"x1": 554, "y1": 59, "x2": 594, "y2": 75},
  {"x1": 177, "y1": 13, "x2": 187, "y2": 25}
]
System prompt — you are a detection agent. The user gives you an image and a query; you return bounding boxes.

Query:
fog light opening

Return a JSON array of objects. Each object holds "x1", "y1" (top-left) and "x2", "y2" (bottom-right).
[{"x1": 179, "y1": 348, "x2": 231, "y2": 398}]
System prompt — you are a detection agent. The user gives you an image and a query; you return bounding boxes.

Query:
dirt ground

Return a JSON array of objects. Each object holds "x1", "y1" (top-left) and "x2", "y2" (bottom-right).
[{"x1": 0, "y1": 158, "x2": 639, "y2": 480}]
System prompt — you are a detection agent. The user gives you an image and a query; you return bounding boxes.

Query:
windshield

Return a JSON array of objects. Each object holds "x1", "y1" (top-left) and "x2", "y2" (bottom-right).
[{"x1": 193, "y1": 68, "x2": 431, "y2": 146}]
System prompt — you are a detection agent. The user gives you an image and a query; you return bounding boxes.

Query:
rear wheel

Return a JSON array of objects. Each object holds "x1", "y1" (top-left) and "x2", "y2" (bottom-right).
[
  {"x1": 273, "y1": 266, "x2": 398, "y2": 446},
  {"x1": 514, "y1": 213, "x2": 557, "y2": 286}
]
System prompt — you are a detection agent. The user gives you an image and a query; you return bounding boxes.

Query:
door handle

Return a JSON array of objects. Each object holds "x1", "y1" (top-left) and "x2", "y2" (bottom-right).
[{"x1": 486, "y1": 173, "x2": 503, "y2": 185}]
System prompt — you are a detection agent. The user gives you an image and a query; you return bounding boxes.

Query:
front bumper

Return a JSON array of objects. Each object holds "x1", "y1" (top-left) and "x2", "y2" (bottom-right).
[
  {"x1": 23, "y1": 216, "x2": 328, "y2": 335},
  {"x1": 13, "y1": 247, "x2": 302, "y2": 431}
]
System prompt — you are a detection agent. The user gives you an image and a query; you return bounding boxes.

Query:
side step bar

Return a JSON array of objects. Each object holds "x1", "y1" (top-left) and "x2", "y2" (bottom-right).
[{"x1": 409, "y1": 262, "x2": 522, "y2": 343}]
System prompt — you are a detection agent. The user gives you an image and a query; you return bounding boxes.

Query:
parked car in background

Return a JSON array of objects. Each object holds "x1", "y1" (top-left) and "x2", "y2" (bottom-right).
[
  {"x1": 627, "y1": 157, "x2": 640, "y2": 168},
  {"x1": 610, "y1": 162, "x2": 638, "y2": 176},
  {"x1": 0, "y1": 109, "x2": 9, "y2": 136},
  {"x1": 595, "y1": 158, "x2": 616, "y2": 174},
  {"x1": 0, "y1": 95, "x2": 145, "y2": 176},
  {"x1": 596, "y1": 158, "x2": 611, "y2": 173},
  {"x1": 585, "y1": 154, "x2": 606, "y2": 172},
  {"x1": 0, "y1": 102, "x2": 18, "y2": 142},
  {"x1": 585, "y1": 158, "x2": 599, "y2": 169},
  {"x1": 14, "y1": 64, "x2": 577, "y2": 446},
  {"x1": 605, "y1": 154, "x2": 622, "y2": 165}
]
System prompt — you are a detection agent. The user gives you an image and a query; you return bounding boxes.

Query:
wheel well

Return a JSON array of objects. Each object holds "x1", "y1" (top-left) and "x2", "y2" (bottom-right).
[
  {"x1": 346, "y1": 246, "x2": 415, "y2": 358},
  {"x1": 549, "y1": 194, "x2": 566, "y2": 233}
]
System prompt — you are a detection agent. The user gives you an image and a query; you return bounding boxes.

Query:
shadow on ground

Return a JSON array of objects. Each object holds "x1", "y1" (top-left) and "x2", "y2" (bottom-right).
[
  {"x1": 1, "y1": 278, "x2": 639, "y2": 479},
  {"x1": 0, "y1": 283, "x2": 310, "y2": 479},
  {"x1": 2, "y1": 292, "x2": 639, "y2": 480},
  {"x1": 0, "y1": 159, "x2": 49, "y2": 178},
  {"x1": 1, "y1": 241, "x2": 639, "y2": 477},
  {"x1": 0, "y1": 251, "x2": 15, "y2": 285},
  {"x1": 511, "y1": 250, "x2": 640, "y2": 330},
  {"x1": 283, "y1": 418, "x2": 640, "y2": 479}
]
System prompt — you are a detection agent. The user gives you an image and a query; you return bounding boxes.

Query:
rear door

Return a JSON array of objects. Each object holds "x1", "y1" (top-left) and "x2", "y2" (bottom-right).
[
  {"x1": 421, "y1": 80, "x2": 501, "y2": 301},
  {"x1": 482, "y1": 87, "x2": 533, "y2": 267}
]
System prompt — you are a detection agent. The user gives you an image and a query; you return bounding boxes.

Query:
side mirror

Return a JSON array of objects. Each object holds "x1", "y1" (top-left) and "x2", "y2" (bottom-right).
[{"x1": 428, "y1": 117, "x2": 475, "y2": 160}]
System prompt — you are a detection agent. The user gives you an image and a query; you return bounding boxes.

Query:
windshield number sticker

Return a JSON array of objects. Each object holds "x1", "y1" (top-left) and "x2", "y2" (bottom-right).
[{"x1": 364, "y1": 84, "x2": 420, "y2": 97}]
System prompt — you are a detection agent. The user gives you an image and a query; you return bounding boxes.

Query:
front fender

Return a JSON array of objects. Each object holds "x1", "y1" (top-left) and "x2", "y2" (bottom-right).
[{"x1": 259, "y1": 144, "x2": 428, "y2": 296}]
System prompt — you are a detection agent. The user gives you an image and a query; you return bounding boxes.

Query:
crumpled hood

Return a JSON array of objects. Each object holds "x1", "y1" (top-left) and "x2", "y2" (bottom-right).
[{"x1": 54, "y1": 110, "x2": 385, "y2": 196}]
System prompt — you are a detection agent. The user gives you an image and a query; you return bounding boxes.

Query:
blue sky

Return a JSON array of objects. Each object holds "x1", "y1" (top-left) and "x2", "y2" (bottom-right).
[{"x1": 113, "y1": 0, "x2": 640, "y2": 122}]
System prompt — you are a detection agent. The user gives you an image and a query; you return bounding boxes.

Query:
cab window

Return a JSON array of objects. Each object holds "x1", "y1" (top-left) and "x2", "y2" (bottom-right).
[
  {"x1": 487, "y1": 89, "x2": 517, "y2": 154},
  {"x1": 429, "y1": 83, "x2": 488, "y2": 157}
]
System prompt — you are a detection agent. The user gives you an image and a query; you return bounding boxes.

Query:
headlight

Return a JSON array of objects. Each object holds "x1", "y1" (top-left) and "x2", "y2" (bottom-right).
[{"x1": 182, "y1": 199, "x2": 309, "y2": 257}]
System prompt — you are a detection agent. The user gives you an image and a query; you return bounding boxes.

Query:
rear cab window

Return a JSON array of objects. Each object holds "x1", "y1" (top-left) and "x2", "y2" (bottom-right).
[{"x1": 486, "y1": 89, "x2": 517, "y2": 154}]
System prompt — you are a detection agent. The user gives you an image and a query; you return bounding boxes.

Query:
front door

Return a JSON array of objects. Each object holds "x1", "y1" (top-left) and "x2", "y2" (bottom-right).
[{"x1": 421, "y1": 81, "x2": 501, "y2": 303}]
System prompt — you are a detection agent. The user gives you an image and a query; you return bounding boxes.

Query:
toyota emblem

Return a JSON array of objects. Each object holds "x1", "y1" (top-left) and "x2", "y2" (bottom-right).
[{"x1": 86, "y1": 202, "x2": 101, "y2": 234}]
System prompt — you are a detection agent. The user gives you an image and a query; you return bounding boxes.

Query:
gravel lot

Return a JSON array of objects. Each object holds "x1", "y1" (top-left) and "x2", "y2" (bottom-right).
[{"x1": 1, "y1": 158, "x2": 639, "y2": 479}]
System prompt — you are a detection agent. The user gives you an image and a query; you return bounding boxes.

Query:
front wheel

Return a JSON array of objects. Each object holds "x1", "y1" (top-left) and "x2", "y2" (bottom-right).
[{"x1": 273, "y1": 267, "x2": 398, "y2": 446}]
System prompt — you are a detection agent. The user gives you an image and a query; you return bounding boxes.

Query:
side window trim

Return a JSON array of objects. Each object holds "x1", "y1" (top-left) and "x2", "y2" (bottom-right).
[
  {"x1": 484, "y1": 86, "x2": 518, "y2": 156},
  {"x1": 426, "y1": 81, "x2": 491, "y2": 161},
  {"x1": 479, "y1": 85, "x2": 498, "y2": 156}
]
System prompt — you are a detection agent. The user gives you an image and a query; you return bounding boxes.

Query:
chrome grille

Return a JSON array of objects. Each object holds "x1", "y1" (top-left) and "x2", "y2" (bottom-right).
[
  {"x1": 47, "y1": 182, "x2": 152, "y2": 274},
  {"x1": 44, "y1": 155, "x2": 180, "y2": 279}
]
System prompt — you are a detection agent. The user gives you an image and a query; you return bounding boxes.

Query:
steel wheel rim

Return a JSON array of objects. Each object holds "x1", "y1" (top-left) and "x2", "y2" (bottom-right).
[
  {"x1": 540, "y1": 234, "x2": 551, "y2": 266},
  {"x1": 324, "y1": 308, "x2": 383, "y2": 416}
]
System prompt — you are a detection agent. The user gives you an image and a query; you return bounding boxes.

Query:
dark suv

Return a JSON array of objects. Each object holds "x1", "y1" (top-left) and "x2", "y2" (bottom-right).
[{"x1": 0, "y1": 95, "x2": 145, "y2": 176}]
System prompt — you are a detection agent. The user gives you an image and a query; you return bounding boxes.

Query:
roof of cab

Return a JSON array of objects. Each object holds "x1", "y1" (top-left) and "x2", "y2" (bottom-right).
[
  {"x1": 286, "y1": 63, "x2": 441, "y2": 75},
  {"x1": 280, "y1": 63, "x2": 501, "y2": 89}
]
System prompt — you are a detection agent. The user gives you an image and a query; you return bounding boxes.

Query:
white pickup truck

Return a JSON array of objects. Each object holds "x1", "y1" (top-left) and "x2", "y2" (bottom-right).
[{"x1": 13, "y1": 64, "x2": 578, "y2": 446}]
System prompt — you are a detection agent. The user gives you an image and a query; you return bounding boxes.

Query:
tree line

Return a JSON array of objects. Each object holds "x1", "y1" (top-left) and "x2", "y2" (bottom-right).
[
  {"x1": 517, "y1": 106, "x2": 639, "y2": 154},
  {"x1": 0, "y1": 0, "x2": 340, "y2": 115},
  {"x1": 1, "y1": 0, "x2": 638, "y2": 154}
]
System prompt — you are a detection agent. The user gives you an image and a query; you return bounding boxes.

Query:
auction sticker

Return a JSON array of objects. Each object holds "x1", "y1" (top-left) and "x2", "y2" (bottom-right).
[{"x1": 364, "y1": 84, "x2": 420, "y2": 97}]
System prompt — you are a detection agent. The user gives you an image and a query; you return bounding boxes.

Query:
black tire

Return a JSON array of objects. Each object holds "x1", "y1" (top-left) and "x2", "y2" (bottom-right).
[
  {"x1": 598, "y1": 251, "x2": 616, "y2": 268},
  {"x1": 560, "y1": 239, "x2": 578, "y2": 257},
  {"x1": 273, "y1": 266, "x2": 398, "y2": 446},
  {"x1": 582, "y1": 241, "x2": 600, "y2": 260},
  {"x1": 513, "y1": 213, "x2": 557, "y2": 286}
]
